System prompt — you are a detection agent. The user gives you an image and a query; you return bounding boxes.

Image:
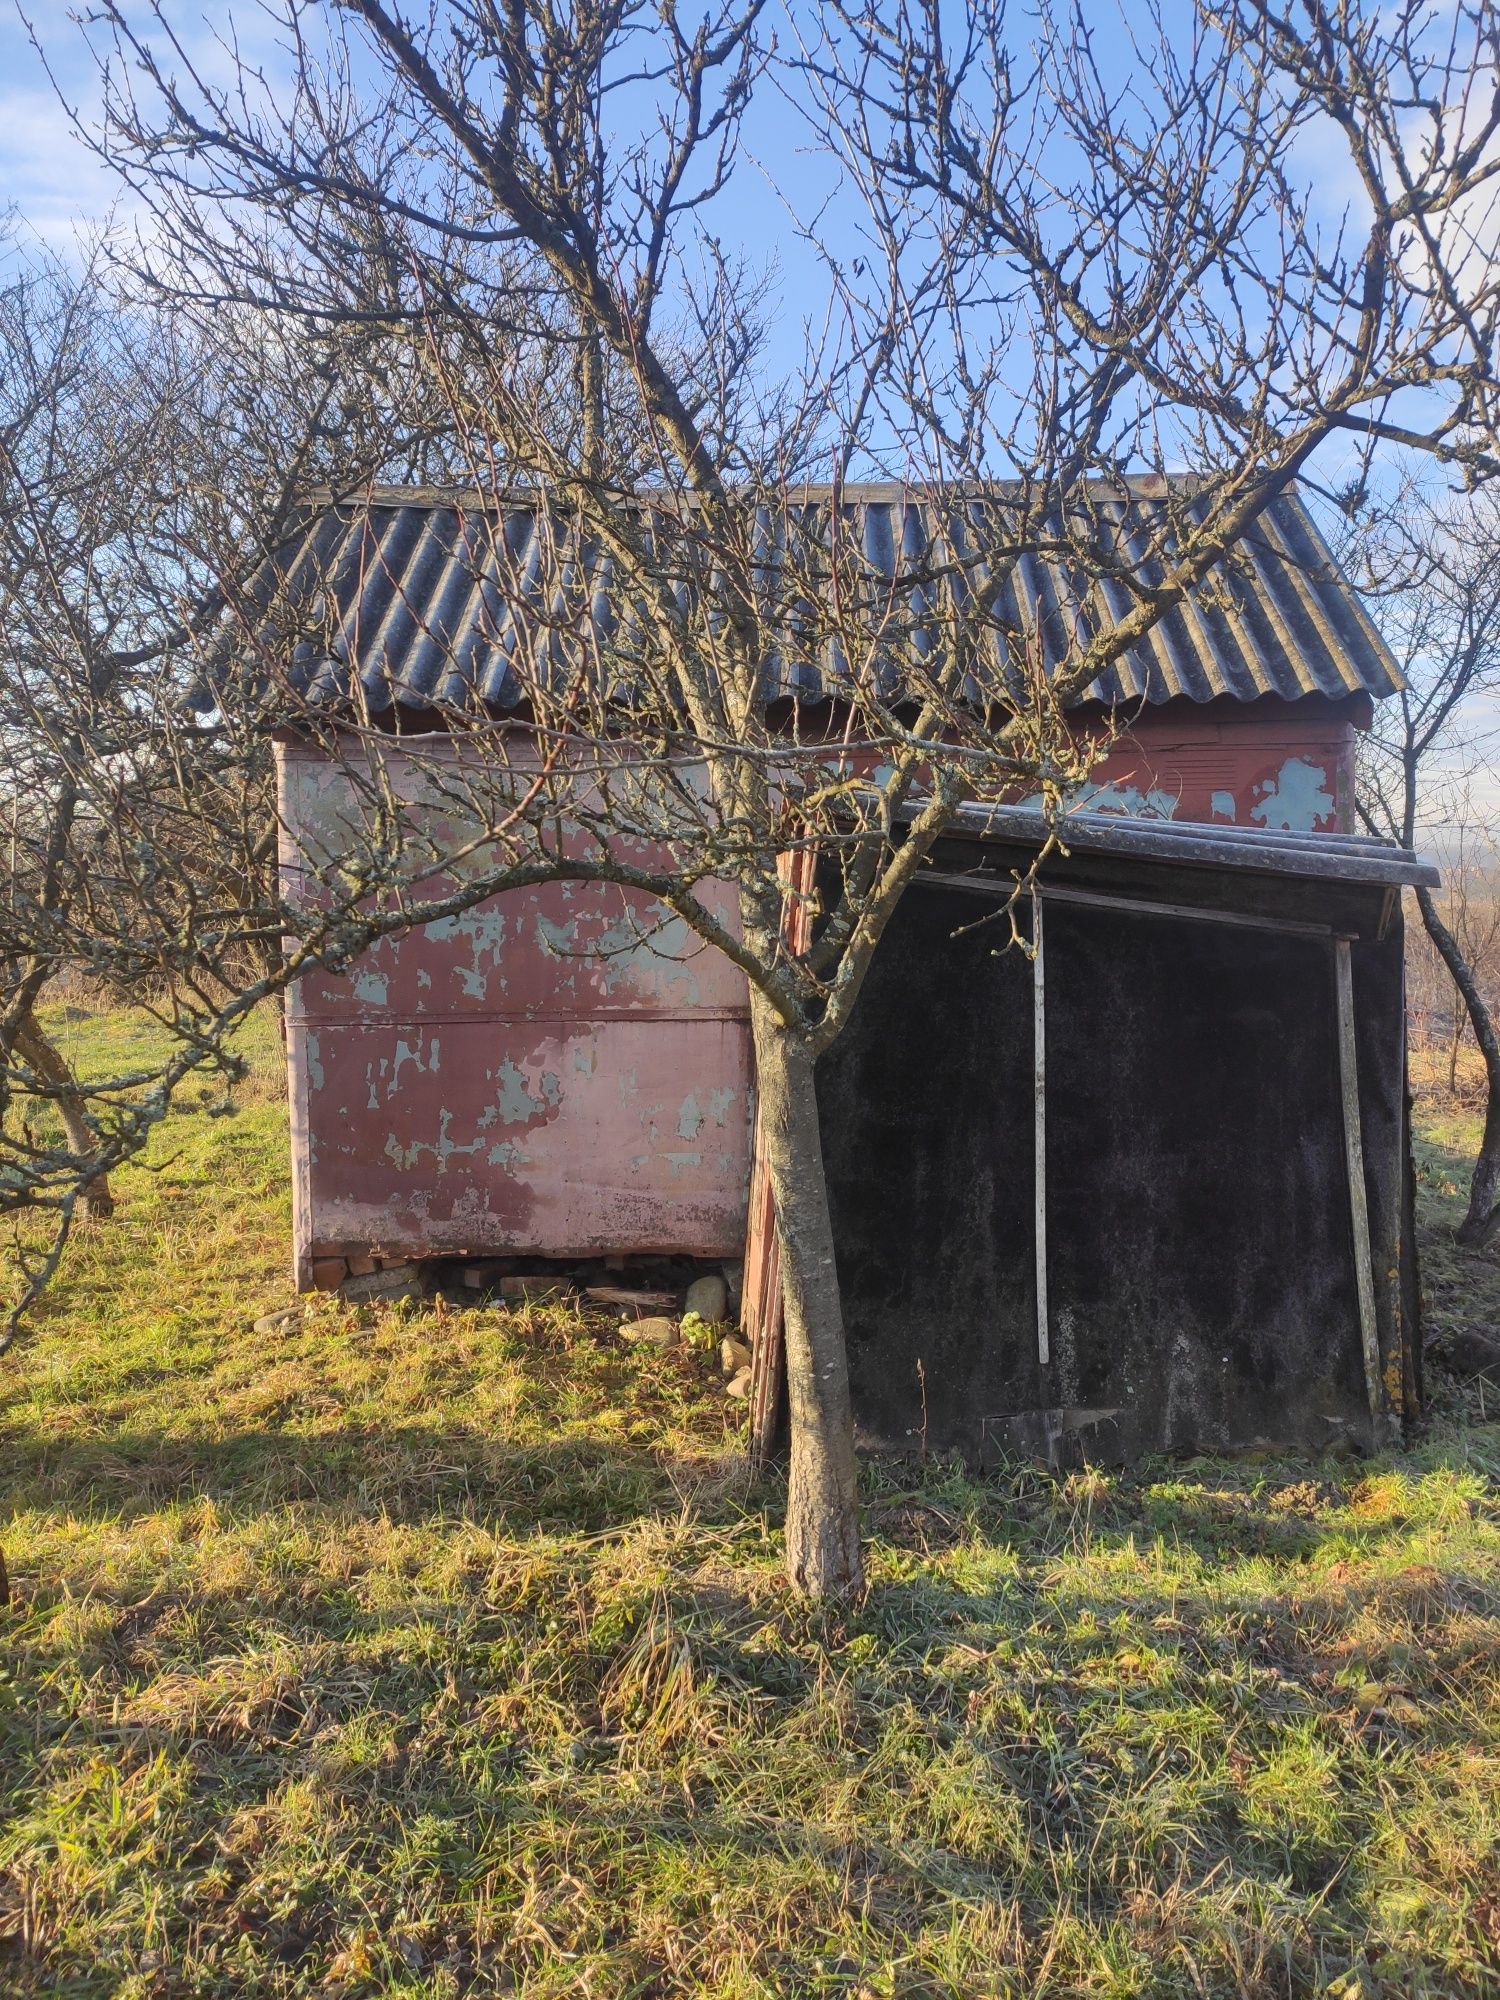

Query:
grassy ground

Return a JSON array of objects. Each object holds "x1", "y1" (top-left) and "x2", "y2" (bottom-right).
[{"x1": 2, "y1": 1010, "x2": 1499, "y2": 1997}]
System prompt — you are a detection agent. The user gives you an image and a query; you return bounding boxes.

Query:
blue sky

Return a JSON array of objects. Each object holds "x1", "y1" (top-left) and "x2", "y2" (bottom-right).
[
  {"x1": 0, "y1": 4, "x2": 1406, "y2": 355},
  {"x1": 1, "y1": 6, "x2": 270, "y2": 250},
  {"x1": 3, "y1": 0, "x2": 1496, "y2": 831},
  {"x1": 0, "y1": 0, "x2": 865, "y2": 432},
  {"x1": 0, "y1": 1, "x2": 1454, "y2": 488},
  {"x1": 1, "y1": 9, "x2": 121, "y2": 250}
]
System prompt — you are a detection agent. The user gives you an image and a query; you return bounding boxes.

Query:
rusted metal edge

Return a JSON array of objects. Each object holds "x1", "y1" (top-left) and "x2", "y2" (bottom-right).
[
  {"x1": 285, "y1": 1007, "x2": 752, "y2": 1028},
  {"x1": 940, "y1": 804, "x2": 1439, "y2": 887}
]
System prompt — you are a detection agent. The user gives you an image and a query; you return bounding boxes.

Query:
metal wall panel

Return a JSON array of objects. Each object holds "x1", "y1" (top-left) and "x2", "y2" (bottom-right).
[
  {"x1": 278, "y1": 739, "x2": 753, "y2": 1285},
  {"x1": 1067, "y1": 706, "x2": 1359, "y2": 831}
]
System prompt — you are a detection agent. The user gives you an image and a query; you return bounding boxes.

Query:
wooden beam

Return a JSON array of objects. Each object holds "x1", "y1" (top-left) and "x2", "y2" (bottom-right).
[
  {"x1": 1033, "y1": 886, "x2": 1049, "y2": 1369},
  {"x1": 1335, "y1": 938, "x2": 1384, "y2": 1426},
  {"x1": 1036, "y1": 882, "x2": 1333, "y2": 939},
  {"x1": 917, "y1": 868, "x2": 1333, "y2": 939}
]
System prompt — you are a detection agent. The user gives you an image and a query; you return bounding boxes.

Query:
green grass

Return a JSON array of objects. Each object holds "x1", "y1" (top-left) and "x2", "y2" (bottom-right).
[
  {"x1": 2, "y1": 1008, "x2": 1500, "y2": 1997},
  {"x1": 1411, "y1": 1086, "x2": 1500, "y2": 1381}
]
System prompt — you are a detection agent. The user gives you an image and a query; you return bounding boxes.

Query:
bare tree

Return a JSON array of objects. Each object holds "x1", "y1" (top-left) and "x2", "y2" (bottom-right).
[
  {"x1": 23, "y1": 0, "x2": 1500, "y2": 1593},
  {"x1": 1, "y1": 245, "x2": 272, "y2": 1284},
  {"x1": 1350, "y1": 485, "x2": 1500, "y2": 1242},
  {"x1": 0, "y1": 232, "x2": 463, "y2": 1326},
  {"x1": 0, "y1": 242, "x2": 278, "y2": 1218},
  {"x1": 1430, "y1": 827, "x2": 1500, "y2": 1099}
]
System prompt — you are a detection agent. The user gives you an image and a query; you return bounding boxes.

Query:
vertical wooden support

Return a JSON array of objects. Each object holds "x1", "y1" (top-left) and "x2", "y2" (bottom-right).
[
  {"x1": 276, "y1": 747, "x2": 317, "y2": 1293},
  {"x1": 742, "y1": 844, "x2": 817, "y2": 1463},
  {"x1": 1336, "y1": 937, "x2": 1383, "y2": 1425},
  {"x1": 1033, "y1": 886, "x2": 1049, "y2": 1368},
  {"x1": 743, "y1": 1133, "x2": 784, "y2": 1465}
]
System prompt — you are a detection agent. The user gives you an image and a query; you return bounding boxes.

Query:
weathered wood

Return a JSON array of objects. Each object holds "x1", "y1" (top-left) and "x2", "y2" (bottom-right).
[
  {"x1": 1038, "y1": 882, "x2": 1332, "y2": 939},
  {"x1": 583, "y1": 1286, "x2": 679, "y2": 1311},
  {"x1": 1335, "y1": 938, "x2": 1384, "y2": 1425},
  {"x1": 920, "y1": 868, "x2": 1332, "y2": 939},
  {"x1": 1033, "y1": 886, "x2": 1049, "y2": 1370}
]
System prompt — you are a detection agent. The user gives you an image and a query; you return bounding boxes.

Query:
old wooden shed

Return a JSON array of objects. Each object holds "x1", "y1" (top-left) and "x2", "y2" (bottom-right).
[{"x1": 268, "y1": 479, "x2": 1434, "y2": 1459}]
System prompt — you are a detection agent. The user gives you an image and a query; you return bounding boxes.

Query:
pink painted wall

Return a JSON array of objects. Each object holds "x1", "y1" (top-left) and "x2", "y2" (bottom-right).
[
  {"x1": 278, "y1": 698, "x2": 1362, "y2": 1285},
  {"x1": 1069, "y1": 701, "x2": 1357, "y2": 831},
  {"x1": 278, "y1": 737, "x2": 753, "y2": 1286}
]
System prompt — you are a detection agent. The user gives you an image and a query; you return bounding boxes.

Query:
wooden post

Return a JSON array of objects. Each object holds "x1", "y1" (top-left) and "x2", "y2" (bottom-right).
[
  {"x1": 1335, "y1": 937, "x2": 1383, "y2": 1426},
  {"x1": 1034, "y1": 886, "x2": 1049, "y2": 1369},
  {"x1": 742, "y1": 844, "x2": 817, "y2": 1463},
  {"x1": 743, "y1": 1128, "x2": 785, "y2": 1465}
]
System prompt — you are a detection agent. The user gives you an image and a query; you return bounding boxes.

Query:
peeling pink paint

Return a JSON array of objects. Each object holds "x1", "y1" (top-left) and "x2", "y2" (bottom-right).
[
  {"x1": 277, "y1": 737, "x2": 753, "y2": 1286},
  {"x1": 1070, "y1": 700, "x2": 1357, "y2": 832},
  {"x1": 277, "y1": 696, "x2": 1365, "y2": 1288}
]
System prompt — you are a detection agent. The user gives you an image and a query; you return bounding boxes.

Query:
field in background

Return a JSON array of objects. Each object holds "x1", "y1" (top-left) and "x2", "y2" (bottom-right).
[{"x1": 1, "y1": 1005, "x2": 1499, "y2": 1997}]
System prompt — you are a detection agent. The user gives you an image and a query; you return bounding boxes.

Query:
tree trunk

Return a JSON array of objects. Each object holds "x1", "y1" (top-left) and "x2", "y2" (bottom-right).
[
  {"x1": 1416, "y1": 886, "x2": 1500, "y2": 1246},
  {"x1": 747, "y1": 990, "x2": 864, "y2": 1599},
  {"x1": 11, "y1": 1012, "x2": 114, "y2": 1221}
]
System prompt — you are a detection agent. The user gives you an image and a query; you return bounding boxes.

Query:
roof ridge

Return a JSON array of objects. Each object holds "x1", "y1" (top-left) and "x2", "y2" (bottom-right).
[{"x1": 305, "y1": 474, "x2": 1218, "y2": 509}]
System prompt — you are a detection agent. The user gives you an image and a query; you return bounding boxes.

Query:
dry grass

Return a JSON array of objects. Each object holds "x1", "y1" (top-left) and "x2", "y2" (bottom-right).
[{"x1": 1, "y1": 1003, "x2": 1499, "y2": 1997}]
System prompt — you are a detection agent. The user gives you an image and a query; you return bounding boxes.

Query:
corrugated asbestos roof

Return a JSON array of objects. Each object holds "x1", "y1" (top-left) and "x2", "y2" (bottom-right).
[{"x1": 265, "y1": 479, "x2": 1400, "y2": 712}]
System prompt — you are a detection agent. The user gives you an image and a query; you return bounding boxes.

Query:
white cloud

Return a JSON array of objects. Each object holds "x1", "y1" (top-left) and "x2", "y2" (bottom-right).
[
  {"x1": 0, "y1": 6, "x2": 298, "y2": 256},
  {"x1": 1284, "y1": 47, "x2": 1500, "y2": 317},
  {"x1": 1394, "y1": 99, "x2": 1500, "y2": 307},
  {"x1": 0, "y1": 18, "x2": 126, "y2": 251}
]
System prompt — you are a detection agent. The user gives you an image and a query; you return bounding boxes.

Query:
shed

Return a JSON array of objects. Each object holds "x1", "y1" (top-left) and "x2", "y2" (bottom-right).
[{"x1": 267, "y1": 479, "x2": 1432, "y2": 1459}]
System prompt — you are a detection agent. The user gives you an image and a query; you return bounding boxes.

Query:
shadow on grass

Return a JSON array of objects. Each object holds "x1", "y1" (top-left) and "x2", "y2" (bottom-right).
[
  {"x1": 1, "y1": 1417, "x2": 759, "y2": 1543},
  {"x1": 5, "y1": 1412, "x2": 1499, "y2": 1993},
  {"x1": 12, "y1": 1400, "x2": 1498, "y2": 1567}
]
